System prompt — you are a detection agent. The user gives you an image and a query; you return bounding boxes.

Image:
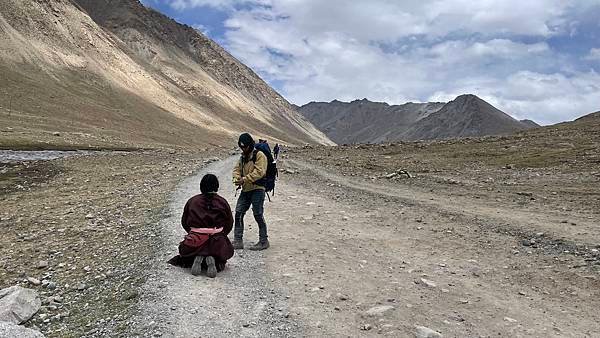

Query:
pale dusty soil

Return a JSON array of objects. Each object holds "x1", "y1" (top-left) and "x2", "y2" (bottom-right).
[
  {"x1": 134, "y1": 149, "x2": 599, "y2": 337},
  {"x1": 2, "y1": 125, "x2": 599, "y2": 337}
]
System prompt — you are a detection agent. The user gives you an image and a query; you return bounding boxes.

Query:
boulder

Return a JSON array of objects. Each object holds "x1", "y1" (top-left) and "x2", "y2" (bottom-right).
[
  {"x1": 0, "y1": 321, "x2": 45, "y2": 338},
  {"x1": 0, "y1": 286, "x2": 41, "y2": 324}
]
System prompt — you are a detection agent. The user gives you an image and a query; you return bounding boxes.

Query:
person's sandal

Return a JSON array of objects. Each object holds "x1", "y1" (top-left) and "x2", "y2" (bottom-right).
[
  {"x1": 232, "y1": 240, "x2": 244, "y2": 250},
  {"x1": 191, "y1": 256, "x2": 204, "y2": 276},
  {"x1": 205, "y1": 256, "x2": 217, "y2": 278}
]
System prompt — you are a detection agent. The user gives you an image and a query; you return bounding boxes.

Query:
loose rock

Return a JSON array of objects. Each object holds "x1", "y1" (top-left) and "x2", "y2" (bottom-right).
[
  {"x1": 415, "y1": 325, "x2": 443, "y2": 338},
  {"x1": 420, "y1": 278, "x2": 437, "y2": 288},
  {"x1": 0, "y1": 321, "x2": 45, "y2": 338},
  {"x1": 27, "y1": 278, "x2": 41, "y2": 286},
  {"x1": 364, "y1": 305, "x2": 394, "y2": 317},
  {"x1": 0, "y1": 286, "x2": 42, "y2": 324}
]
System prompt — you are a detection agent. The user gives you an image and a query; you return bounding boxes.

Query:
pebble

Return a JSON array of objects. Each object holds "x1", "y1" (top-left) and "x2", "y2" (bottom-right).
[
  {"x1": 504, "y1": 317, "x2": 518, "y2": 323},
  {"x1": 37, "y1": 261, "x2": 49, "y2": 269},
  {"x1": 365, "y1": 305, "x2": 394, "y2": 317},
  {"x1": 77, "y1": 283, "x2": 87, "y2": 291},
  {"x1": 420, "y1": 278, "x2": 437, "y2": 288},
  {"x1": 415, "y1": 325, "x2": 443, "y2": 338},
  {"x1": 337, "y1": 293, "x2": 349, "y2": 301},
  {"x1": 522, "y1": 239, "x2": 534, "y2": 247},
  {"x1": 27, "y1": 277, "x2": 41, "y2": 285}
]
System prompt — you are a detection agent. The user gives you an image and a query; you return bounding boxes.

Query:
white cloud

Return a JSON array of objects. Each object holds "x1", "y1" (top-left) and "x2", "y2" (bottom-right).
[
  {"x1": 429, "y1": 71, "x2": 600, "y2": 124},
  {"x1": 192, "y1": 23, "x2": 209, "y2": 34},
  {"x1": 164, "y1": 0, "x2": 600, "y2": 124},
  {"x1": 584, "y1": 48, "x2": 600, "y2": 61}
]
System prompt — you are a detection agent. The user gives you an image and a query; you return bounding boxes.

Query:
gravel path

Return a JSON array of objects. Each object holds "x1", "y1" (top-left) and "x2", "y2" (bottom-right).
[
  {"x1": 132, "y1": 153, "x2": 600, "y2": 337},
  {"x1": 134, "y1": 156, "x2": 302, "y2": 337}
]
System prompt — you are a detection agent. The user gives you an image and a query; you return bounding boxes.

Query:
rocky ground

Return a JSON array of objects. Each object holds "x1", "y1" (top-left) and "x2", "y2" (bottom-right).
[
  {"x1": 2, "y1": 117, "x2": 599, "y2": 337},
  {"x1": 274, "y1": 121, "x2": 599, "y2": 336},
  {"x1": 129, "y1": 123, "x2": 598, "y2": 337},
  {"x1": 0, "y1": 149, "x2": 216, "y2": 337}
]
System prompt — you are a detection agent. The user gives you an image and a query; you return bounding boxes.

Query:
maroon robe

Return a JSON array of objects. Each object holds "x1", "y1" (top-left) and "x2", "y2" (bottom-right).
[{"x1": 167, "y1": 193, "x2": 234, "y2": 271}]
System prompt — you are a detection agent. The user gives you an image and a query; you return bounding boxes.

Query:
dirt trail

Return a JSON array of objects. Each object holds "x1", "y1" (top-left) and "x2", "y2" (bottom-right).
[
  {"x1": 290, "y1": 159, "x2": 599, "y2": 246},
  {"x1": 138, "y1": 156, "x2": 599, "y2": 337},
  {"x1": 135, "y1": 156, "x2": 302, "y2": 337}
]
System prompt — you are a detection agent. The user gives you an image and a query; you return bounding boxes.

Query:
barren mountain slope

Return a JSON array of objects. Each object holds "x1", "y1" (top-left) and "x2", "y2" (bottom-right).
[
  {"x1": 298, "y1": 95, "x2": 536, "y2": 144},
  {"x1": 298, "y1": 99, "x2": 445, "y2": 144},
  {"x1": 520, "y1": 119, "x2": 540, "y2": 128},
  {"x1": 402, "y1": 94, "x2": 535, "y2": 141},
  {"x1": 0, "y1": 0, "x2": 331, "y2": 150},
  {"x1": 575, "y1": 111, "x2": 600, "y2": 122}
]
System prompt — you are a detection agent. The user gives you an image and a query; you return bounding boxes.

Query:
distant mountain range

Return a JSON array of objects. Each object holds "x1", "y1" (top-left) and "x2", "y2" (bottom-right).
[
  {"x1": 296, "y1": 94, "x2": 540, "y2": 144},
  {"x1": 0, "y1": 0, "x2": 331, "y2": 150}
]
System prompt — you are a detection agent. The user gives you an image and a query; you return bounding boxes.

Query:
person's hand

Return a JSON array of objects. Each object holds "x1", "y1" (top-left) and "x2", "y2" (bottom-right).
[{"x1": 234, "y1": 177, "x2": 244, "y2": 186}]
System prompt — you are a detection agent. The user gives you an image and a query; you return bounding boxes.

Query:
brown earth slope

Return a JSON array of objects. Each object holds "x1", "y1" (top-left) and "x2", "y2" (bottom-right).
[{"x1": 0, "y1": 0, "x2": 332, "y2": 150}]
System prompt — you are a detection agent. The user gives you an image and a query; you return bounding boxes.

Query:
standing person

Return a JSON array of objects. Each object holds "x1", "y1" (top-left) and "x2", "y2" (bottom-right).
[
  {"x1": 273, "y1": 143, "x2": 280, "y2": 160},
  {"x1": 232, "y1": 133, "x2": 270, "y2": 250},
  {"x1": 167, "y1": 174, "x2": 234, "y2": 278}
]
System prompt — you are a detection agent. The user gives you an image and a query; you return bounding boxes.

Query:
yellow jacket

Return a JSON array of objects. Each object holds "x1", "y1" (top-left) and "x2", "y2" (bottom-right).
[{"x1": 232, "y1": 150, "x2": 267, "y2": 192}]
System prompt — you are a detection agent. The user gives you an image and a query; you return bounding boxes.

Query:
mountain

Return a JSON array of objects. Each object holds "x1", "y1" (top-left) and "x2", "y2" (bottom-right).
[
  {"x1": 297, "y1": 94, "x2": 536, "y2": 143},
  {"x1": 298, "y1": 99, "x2": 445, "y2": 144},
  {"x1": 520, "y1": 119, "x2": 541, "y2": 128},
  {"x1": 0, "y1": 0, "x2": 332, "y2": 150},
  {"x1": 575, "y1": 111, "x2": 600, "y2": 122},
  {"x1": 401, "y1": 94, "x2": 534, "y2": 141}
]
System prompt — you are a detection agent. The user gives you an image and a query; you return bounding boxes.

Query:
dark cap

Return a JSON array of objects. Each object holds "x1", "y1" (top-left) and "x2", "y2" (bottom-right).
[{"x1": 238, "y1": 133, "x2": 255, "y2": 148}]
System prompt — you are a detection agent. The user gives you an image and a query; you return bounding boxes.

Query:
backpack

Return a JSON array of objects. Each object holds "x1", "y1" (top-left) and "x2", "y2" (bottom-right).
[{"x1": 251, "y1": 142, "x2": 278, "y2": 195}]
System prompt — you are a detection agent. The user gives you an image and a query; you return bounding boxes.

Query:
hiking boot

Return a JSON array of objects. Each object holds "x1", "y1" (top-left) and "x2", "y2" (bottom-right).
[
  {"x1": 205, "y1": 256, "x2": 217, "y2": 278},
  {"x1": 249, "y1": 240, "x2": 270, "y2": 251},
  {"x1": 232, "y1": 240, "x2": 244, "y2": 250},
  {"x1": 191, "y1": 256, "x2": 204, "y2": 276}
]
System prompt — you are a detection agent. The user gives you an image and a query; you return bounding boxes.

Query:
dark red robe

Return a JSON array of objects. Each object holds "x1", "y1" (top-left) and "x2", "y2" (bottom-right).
[{"x1": 167, "y1": 193, "x2": 234, "y2": 271}]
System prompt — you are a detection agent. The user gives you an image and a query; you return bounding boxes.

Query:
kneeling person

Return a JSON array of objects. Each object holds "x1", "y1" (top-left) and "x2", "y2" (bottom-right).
[{"x1": 168, "y1": 174, "x2": 234, "y2": 277}]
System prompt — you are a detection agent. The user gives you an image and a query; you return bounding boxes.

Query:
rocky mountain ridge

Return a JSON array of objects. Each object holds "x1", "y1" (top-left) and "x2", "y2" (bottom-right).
[{"x1": 297, "y1": 94, "x2": 538, "y2": 144}]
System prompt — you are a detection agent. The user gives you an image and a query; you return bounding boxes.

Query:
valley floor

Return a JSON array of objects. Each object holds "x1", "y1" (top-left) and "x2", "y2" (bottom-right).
[
  {"x1": 137, "y1": 151, "x2": 599, "y2": 337},
  {"x1": 1, "y1": 146, "x2": 599, "y2": 337}
]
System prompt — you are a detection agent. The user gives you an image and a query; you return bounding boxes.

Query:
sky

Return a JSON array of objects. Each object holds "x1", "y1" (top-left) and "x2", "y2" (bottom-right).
[{"x1": 140, "y1": 0, "x2": 600, "y2": 125}]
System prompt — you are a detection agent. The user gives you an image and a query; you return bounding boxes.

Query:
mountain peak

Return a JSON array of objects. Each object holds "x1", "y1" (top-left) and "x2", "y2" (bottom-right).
[{"x1": 297, "y1": 94, "x2": 537, "y2": 143}]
